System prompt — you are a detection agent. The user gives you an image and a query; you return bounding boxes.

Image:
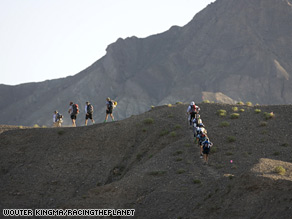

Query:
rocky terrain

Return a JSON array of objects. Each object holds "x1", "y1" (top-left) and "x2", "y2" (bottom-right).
[
  {"x1": 1, "y1": 0, "x2": 292, "y2": 126},
  {"x1": 1, "y1": 103, "x2": 292, "y2": 218}
]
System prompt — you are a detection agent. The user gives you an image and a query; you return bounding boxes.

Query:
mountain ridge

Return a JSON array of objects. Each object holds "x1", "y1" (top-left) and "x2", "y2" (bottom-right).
[{"x1": 1, "y1": 0, "x2": 292, "y2": 126}]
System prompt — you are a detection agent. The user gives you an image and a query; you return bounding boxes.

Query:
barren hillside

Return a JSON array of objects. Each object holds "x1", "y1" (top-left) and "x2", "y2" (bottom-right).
[{"x1": 0, "y1": 103, "x2": 292, "y2": 218}]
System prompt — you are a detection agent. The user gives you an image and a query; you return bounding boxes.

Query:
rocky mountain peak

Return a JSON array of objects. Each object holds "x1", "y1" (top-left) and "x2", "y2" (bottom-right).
[{"x1": 1, "y1": 0, "x2": 292, "y2": 126}]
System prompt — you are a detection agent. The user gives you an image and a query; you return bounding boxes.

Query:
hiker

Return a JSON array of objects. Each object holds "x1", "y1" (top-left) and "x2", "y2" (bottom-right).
[
  {"x1": 198, "y1": 132, "x2": 207, "y2": 159},
  {"x1": 192, "y1": 115, "x2": 203, "y2": 135},
  {"x1": 187, "y1": 102, "x2": 200, "y2": 126},
  {"x1": 53, "y1": 110, "x2": 63, "y2": 127},
  {"x1": 104, "y1": 97, "x2": 115, "y2": 122},
  {"x1": 195, "y1": 126, "x2": 201, "y2": 141},
  {"x1": 202, "y1": 139, "x2": 213, "y2": 164},
  {"x1": 198, "y1": 123, "x2": 207, "y2": 135},
  {"x1": 68, "y1": 101, "x2": 79, "y2": 127},
  {"x1": 85, "y1": 101, "x2": 95, "y2": 126}
]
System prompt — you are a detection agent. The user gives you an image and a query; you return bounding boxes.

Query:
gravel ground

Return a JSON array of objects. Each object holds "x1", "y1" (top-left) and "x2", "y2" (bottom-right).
[{"x1": 0, "y1": 103, "x2": 292, "y2": 218}]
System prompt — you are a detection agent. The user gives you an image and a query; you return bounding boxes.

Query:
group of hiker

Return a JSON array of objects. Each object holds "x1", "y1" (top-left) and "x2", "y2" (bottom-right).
[
  {"x1": 187, "y1": 101, "x2": 213, "y2": 165},
  {"x1": 53, "y1": 97, "x2": 117, "y2": 127},
  {"x1": 54, "y1": 99, "x2": 213, "y2": 163}
]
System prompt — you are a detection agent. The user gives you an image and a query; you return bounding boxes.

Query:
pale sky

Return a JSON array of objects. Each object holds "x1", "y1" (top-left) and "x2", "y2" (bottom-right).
[{"x1": 0, "y1": 0, "x2": 215, "y2": 85}]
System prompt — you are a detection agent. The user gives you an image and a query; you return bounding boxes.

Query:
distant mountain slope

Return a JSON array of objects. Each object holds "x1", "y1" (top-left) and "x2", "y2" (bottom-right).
[
  {"x1": 1, "y1": 103, "x2": 292, "y2": 218},
  {"x1": 1, "y1": 0, "x2": 292, "y2": 126}
]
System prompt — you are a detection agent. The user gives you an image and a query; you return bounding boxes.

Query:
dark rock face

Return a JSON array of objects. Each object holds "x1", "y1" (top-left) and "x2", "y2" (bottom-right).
[{"x1": 1, "y1": 0, "x2": 292, "y2": 126}]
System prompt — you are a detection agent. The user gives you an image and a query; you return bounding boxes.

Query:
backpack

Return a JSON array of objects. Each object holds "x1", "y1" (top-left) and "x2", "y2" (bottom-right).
[
  {"x1": 72, "y1": 103, "x2": 79, "y2": 115},
  {"x1": 108, "y1": 101, "x2": 113, "y2": 109},
  {"x1": 87, "y1": 104, "x2": 93, "y2": 114},
  {"x1": 197, "y1": 119, "x2": 202, "y2": 125},
  {"x1": 203, "y1": 141, "x2": 210, "y2": 149},
  {"x1": 57, "y1": 113, "x2": 63, "y2": 119},
  {"x1": 190, "y1": 104, "x2": 198, "y2": 113},
  {"x1": 199, "y1": 135, "x2": 206, "y2": 143}
]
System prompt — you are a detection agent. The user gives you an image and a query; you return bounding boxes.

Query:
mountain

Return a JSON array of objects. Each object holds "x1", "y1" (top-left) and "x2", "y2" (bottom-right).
[
  {"x1": 1, "y1": 0, "x2": 292, "y2": 126},
  {"x1": 1, "y1": 103, "x2": 292, "y2": 218}
]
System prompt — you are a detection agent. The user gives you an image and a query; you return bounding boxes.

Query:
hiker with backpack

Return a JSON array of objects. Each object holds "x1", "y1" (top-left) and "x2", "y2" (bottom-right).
[
  {"x1": 85, "y1": 101, "x2": 95, "y2": 126},
  {"x1": 187, "y1": 101, "x2": 200, "y2": 126},
  {"x1": 202, "y1": 139, "x2": 213, "y2": 165},
  {"x1": 68, "y1": 101, "x2": 79, "y2": 127},
  {"x1": 192, "y1": 115, "x2": 203, "y2": 136},
  {"x1": 198, "y1": 123, "x2": 207, "y2": 135},
  {"x1": 198, "y1": 132, "x2": 207, "y2": 159},
  {"x1": 53, "y1": 110, "x2": 63, "y2": 127},
  {"x1": 104, "y1": 97, "x2": 115, "y2": 122}
]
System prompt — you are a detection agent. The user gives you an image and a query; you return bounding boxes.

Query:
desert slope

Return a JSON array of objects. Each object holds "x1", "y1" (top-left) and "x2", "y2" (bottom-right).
[
  {"x1": 1, "y1": 0, "x2": 292, "y2": 127},
  {"x1": 0, "y1": 103, "x2": 292, "y2": 218}
]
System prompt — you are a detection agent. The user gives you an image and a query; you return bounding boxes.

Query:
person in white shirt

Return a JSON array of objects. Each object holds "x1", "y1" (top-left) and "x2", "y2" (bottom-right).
[
  {"x1": 85, "y1": 101, "x2": 95, "y2": 126},
  {"x1": 186, "y1": 101, "x2": 200, "y2": 126},
  {"x1": 53, "y1": 110, "x2": 63, "y2": 127}
]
